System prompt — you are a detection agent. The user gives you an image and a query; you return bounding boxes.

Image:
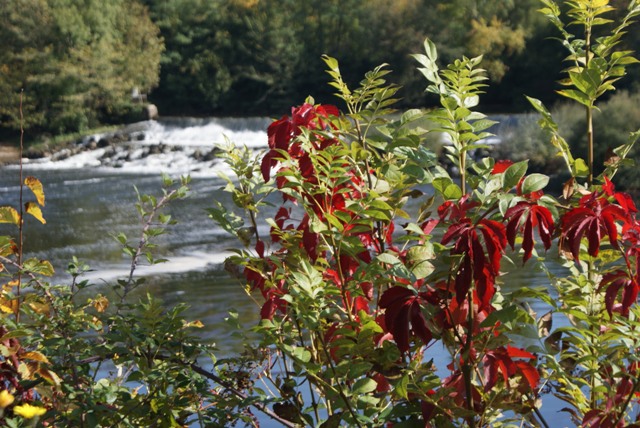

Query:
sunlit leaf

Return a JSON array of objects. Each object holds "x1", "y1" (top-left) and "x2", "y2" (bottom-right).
[
  {"x1": 25, "y1": 176, "x2": 45, "y2": 206},
  {"x1": 520, "y1": 174, "x2": 549, "y2": 195},
  {"x1": 22, "y1": 351, "x2": 50, "y2": 364},
  {"x1": 25, "y1": 202, "x2": 45, "y2": 224},
  {"x1": 92, "y1": 295, "x2": 109, "y2": 313},
  {"x1": 0, "y1": 206, "x2": 20, "y2": 226},
  {"x1": 23, "y1": 258, "x2": 55, "y2": 276}
]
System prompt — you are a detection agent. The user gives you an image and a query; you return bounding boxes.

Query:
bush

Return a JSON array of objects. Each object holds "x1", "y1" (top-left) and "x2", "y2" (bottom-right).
[{"x1": 1, "y1": 1, "x2": 640, "y2": 427}]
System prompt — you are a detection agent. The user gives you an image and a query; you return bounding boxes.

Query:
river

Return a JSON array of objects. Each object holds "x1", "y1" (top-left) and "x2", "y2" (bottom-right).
[{"x1": 0, "y1": 117, "x2": 571, "y2": 427}]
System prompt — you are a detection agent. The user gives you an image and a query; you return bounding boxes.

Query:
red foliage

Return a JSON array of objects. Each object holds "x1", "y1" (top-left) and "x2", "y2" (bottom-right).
[
  {"x1": 261, "y1": 103, "x2": 339, "y2": 182},
  {"x1": 560, "y1": 191, "x2": 627, "y2": 261},
  {"x1": 482, "y1": 345, "x2": 539, "y2": 392},
  {"x1": 441, "y1": 216, "x2": 506, "y2": 308},
  {"x1": 504, "y1": 201, "x2": 554, "y2": 263},
  {"x1": 378, "y1": 285, "x2": 433, "y2": 353}
]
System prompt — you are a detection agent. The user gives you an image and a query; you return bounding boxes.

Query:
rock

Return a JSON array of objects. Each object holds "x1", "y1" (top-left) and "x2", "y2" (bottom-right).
[{"x1": 146, "y1": 104, "x2": 159, "y2": 120}]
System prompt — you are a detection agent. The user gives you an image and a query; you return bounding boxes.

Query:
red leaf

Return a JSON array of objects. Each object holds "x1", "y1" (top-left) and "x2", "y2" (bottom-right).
[
  {"x1": 599, "y1": 270, "x2": 639, "y2": 317},
  {"x1": 379, "y1": 286, "x2": 432, "y2": 353},
  {"x1": 261, "y1": 150, "x2": 277, "y2": 182},
  {"x1": 255, "y1": 239, "x2": 265, "y2": 258},
  {"x1": 441, "y1": 218, "x2": 505, "y2": 305},
  {"x1": 505, "y1": 201, "x2": 555, "y2": 263},
  {"x1": 482, "y1": 346, "x2": 539, "y2": 391},
  {"x1": 515, "y1": 360, "x2": 541, "y2": 391},
  {"x1": 560, "y1": 194, "x2": 627, "y2": 261},
  {"x1": 491, "y1": 159, "x2": 514, "y2": 174}
]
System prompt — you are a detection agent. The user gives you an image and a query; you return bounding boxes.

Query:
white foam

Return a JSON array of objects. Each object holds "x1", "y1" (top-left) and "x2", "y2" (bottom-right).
[
  {"x1": 18, "y1": 119, "x2": 269, "y2": 178},
  {"x1": 81, "y1": 251, "x2": 234, "y2": 283}
]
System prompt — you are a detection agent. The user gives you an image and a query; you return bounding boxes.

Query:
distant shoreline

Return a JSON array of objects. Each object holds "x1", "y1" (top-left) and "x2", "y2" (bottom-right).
[{"x1": 0, "y1": 145, "x2": 19, "y2": 164}]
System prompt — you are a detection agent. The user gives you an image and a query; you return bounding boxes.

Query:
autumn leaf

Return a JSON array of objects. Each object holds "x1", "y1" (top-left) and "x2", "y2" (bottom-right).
[
  {"x1": 482, "y1": 345, "x2": 539, "y2": 391},
  {"x1": 25, "y1": 202, "x2": 46, "y2": 224},
  {"x1": 0, "y1": 206, "x2": 20, "y2": 226},
  {"x1": 599, "y1": 270, "x2": 639, "y2": 316},
  {"x1": 379, "y1": 285, "x2": 432, "y2": 353},
  {"x1": 560, "y1": 193, "x2": 627, "y2": 261},
  {"x1": 504, "y1": 201, "x2": 554, "y2": 263},
  {"x1": 25, "y1": 176, "x2": 45, "y2": 206}
]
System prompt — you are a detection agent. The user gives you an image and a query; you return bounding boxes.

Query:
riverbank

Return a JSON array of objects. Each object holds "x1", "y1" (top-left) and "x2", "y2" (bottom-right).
[{"x1": 0, "y1": 145, "x2": 19, "y2": 164}]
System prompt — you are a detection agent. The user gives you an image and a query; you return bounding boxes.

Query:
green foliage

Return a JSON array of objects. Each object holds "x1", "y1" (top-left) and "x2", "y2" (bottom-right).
[
  {"x1": 0, "y1": 0, "x2": 163, "y2": 134},
  {"x1": 142, "y1": 0, "x2": 547, "y2": 115}
]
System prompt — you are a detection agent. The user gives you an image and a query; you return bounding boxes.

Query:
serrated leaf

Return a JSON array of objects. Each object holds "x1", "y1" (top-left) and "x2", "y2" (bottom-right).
[
  {"x1": 407, "y1": 244, "x2": 435, "y2": 279},
  {"x1": 25, "y1": 202, "x2": 45, "y2": 224},
  {"x1": 25, "y1": 177, "x2": 45, "y2": 206},
  {"x1": 23, "y1": 258, "x2": 55, "y2": 277}
]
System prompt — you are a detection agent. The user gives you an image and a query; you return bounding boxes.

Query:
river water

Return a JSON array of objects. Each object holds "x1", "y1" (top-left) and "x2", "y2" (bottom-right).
[{"x1": 0, "y1": 117, "x2": 571, "y2": 426}]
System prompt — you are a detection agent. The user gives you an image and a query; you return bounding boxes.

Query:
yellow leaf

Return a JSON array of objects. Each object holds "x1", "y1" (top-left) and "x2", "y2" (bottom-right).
[
  {"x1": 0, "y1": 236, "x2": 17, "y2": 257},
  {"x1": 25, "y1": 176, "x2": 45, "y2": 206},
  {"x1": 0, "y1": 297, "x2": 18, "y2": 314},
  {"x1": 38, "y1": 366, "x2": 61, "y2": 387},
  {"x1": 3, "y1": 280, "x2": 20, "y2": 290},
  {"x1": 28, "y1": 300, "x2": 50, "y2": 315},
  {"x1": 22, "y1": 351, "x2": 50, "y2": 364},
  {"x1": 92, "y1": 295, "x2": 109, "y2": 313},
  {"x1": 23, "y1": 259, "x2": 54, "y2": 277},
  {"x1": 0, "y1": 206, "x2": 20, "y2": 226},
  {"x1": 182, "y1": 319, "x2": 204, "y2": 328},
  {"x1": 25, "y1": 202, "x2": 45, "y2": 224}
]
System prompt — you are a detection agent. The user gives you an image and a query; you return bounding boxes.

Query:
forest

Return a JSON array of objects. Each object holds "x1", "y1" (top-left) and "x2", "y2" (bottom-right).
[
  {"x1": 3, "y1": 0, "x2": 640, "y2": 188},
  {"x1": 2, "y1": 0, "x2": 638, "y2": 137}
]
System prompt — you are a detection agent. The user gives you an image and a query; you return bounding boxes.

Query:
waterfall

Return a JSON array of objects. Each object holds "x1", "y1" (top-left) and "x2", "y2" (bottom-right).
[{"x1": 21, "y1": 117, "x2": 271, "y2": 177}]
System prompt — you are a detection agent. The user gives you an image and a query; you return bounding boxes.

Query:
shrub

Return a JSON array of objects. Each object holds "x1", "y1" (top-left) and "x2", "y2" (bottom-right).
[{"x1": 1, "y1": 1, "x2": 640, "y2": 427}]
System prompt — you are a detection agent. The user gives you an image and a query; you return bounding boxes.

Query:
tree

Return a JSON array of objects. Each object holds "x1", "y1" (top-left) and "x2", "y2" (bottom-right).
[{"x1": 0, "y1": 0, "x2": 163, "y2": 134}]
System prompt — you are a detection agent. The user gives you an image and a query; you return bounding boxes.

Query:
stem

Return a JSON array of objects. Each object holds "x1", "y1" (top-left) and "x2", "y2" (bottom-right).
[
  {"x1": 121, "y1": 188, "x2": 178, "y2": 304},
  {"x1": 460, "y1": 145, "x2": 467, "y2": 196},
  {"x1": 294, "y1": 318, "x2": 321, "y2": 423},
  {"x1": 463, "y1": 288, "x2": 476, "y2": 428},
  {"x1": 316, "y1": 334, "x2": 365, "y2": 428},
  {"x1": 16, "y1": 90, "x2": 24, "y2": 323},
  {"x1": 611, "y1": 374, "x2": 640, "y2": 427}
]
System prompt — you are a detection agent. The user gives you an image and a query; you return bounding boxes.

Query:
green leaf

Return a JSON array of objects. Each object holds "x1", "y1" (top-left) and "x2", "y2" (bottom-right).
[
  {"x1": 557, "y1": 89, "x2": 591, "y2": 106},
  {"x1": 572, "y1": 158, "x2": 589, "y2": 177},
  {"x1": 407, "y1": 244, "x2": 435, "y2": 279},
  {"x1": 520, "y1": 174, "x2": 549, "y2": 194},
  {"x1": 23, "y1": 258, "x2": 55, "y2": 276},
  {"x1": 502, "y1": 160, "x2": 528, "y2": 190},
  {"x1": 442, "y1": 183, "x2": 463, "y2": 200},
  {"x1": 377, "y1": 253, "x2": 401, "y2": 265},
  {"x1": 352, "y1": 377, "x2": 377, "y2": 395}
]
